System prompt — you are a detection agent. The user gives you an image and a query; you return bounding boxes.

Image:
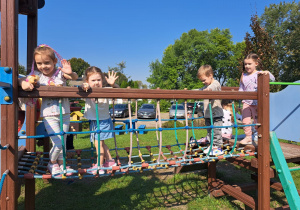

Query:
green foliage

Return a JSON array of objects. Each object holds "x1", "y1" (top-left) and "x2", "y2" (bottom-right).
[
  {"x1": 147, "y1": 28, "x2": 245, "y2": 89},
  {"x1": 68, "y1": 58, "x2": 90, "y2": 78},
  {"x1": 243, "y1": 15, "x2": 280, "y2": 92},
  {"x1": 259, "y1": 1, "x2": 300, "y2": 83},
  {"x1": 162, "y1": 120, "x2": 184, "y2": 128},
  {"x1": 157, "y1": 99, "x2": 172, "y2": 112},
  {"x1": 18, "y1": 64, "x2": 26, "y2": 76}
]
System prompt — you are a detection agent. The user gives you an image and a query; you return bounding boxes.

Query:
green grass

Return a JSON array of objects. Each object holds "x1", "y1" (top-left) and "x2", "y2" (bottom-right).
[{"x1": 17, "y1": 122, "x2": 299, "y2": 209}]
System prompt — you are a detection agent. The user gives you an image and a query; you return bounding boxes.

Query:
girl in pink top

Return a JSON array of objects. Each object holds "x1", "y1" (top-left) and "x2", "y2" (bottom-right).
[{"x1": 239, "y1": 53, "x2": 275, "y2": 144}]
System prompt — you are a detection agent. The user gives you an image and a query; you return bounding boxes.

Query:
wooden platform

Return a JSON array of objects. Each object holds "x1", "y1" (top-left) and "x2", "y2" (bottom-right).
[
  {"x1": 228, "y1": 139, "x2": 300, "y2": 163},
  {"x1": 280, "y1": 142, "x2": 300, "y2": 163}
]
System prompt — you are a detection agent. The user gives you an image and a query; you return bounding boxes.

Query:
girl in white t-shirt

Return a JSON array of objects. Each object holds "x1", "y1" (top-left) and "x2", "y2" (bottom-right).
[
  {"x1": 221, "y1": 100, "x2": 242, "y2": 141},
  {"x1": 82, "y1": 66, "x2": 119, "y2": 175},
  {"x1": 19, "y1": 44, "x2": 78, "y2": 175}
]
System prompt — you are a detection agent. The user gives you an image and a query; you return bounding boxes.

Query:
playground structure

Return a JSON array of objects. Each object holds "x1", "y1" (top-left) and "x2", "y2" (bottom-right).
[{"x1": 1, "y1": 1, "x2": 300, "y2": 209}]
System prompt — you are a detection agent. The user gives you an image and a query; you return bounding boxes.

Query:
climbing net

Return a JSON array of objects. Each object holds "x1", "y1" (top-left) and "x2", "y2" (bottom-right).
[{"x1": 17, "y1": 99, "x2": 257, "y2": 179}]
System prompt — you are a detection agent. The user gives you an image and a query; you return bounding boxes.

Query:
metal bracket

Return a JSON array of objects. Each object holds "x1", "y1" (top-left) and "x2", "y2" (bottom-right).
[{"x1": 0, "y1": 67, "x2": 13, "y2": 104}]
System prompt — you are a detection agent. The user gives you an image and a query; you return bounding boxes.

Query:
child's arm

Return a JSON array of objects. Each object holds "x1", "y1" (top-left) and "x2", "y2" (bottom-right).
[
  {"x1": 105, "y1": 71, "x2": 119, "y2": 88},
  {"x1": 60, "y1": 59, "x2": 78, "y2": 80}
]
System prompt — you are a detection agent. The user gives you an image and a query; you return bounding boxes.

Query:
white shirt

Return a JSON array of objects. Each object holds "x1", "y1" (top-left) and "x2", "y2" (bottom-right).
[
  {"x1": 34, "y1": 70, "x2": 70, "y2": 117},
  {"x1": 84, "y1": 98, "x2": 111, "y2": 120}
]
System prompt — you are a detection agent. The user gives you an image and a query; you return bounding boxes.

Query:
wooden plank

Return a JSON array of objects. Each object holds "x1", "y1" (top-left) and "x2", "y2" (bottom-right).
[
  {"x1": 19, "y1": 0, "x2": 38, "y2": 15},
  {"x1": 257, "y1": 74, "x2": 270, "y2": 209},
  {"x1": 25, "y1": 1, "x2": 38, "y2": 209},
  {"x1": 0, "y1": 0, "x2": 19, "y2": 209},
  {"x1": 280, "y1": 142, "x2": 300, "y2": 160},
  {"x1": 19, "y1": 87, "x2": 257, "y2": 100}
]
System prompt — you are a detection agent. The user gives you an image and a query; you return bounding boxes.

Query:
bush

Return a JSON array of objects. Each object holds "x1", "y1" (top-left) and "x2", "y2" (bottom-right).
[
  {"x1": 81, "y1": 118, "x2": 90, "y2": 129},
  {"x1": 188, "y1": 118, "x2": 205, "y2": 127},
  {"x1": 162, "y1": 120, "x2": 185, "y2": 128}
]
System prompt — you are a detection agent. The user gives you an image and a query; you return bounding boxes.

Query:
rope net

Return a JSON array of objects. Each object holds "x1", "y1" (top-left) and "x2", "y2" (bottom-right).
[{"x1": 18, "y1": 99, "x2": 257, "y2": 179}]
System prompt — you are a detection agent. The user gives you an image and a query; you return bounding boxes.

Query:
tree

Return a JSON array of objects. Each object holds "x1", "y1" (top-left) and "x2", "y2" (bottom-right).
[
  {"x1": 147, "y1": 29, "x2": 245, "y2": 89},
  {"x1": 68, "y1": 58, "x2": 90, "y2": 78},
  {"x1": 18, "y1": 64, "x2": 26, "y2": 76},
  {"x1": 259, "y1": 1, "x2": 300, "y2": 82},
  {"x1": 242, "y1": 15, "x2": 279, "y2": 91}
]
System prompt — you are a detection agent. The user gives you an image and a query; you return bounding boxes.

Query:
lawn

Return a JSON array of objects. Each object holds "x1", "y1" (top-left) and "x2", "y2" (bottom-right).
[{"x1": 16, "y1": 120, "x2": 298, "y2": 209}]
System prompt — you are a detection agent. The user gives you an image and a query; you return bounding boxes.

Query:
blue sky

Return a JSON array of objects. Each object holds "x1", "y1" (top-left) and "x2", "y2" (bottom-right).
[{"x1": 17, "y1": 0, "x2": 296, "y2": 86}]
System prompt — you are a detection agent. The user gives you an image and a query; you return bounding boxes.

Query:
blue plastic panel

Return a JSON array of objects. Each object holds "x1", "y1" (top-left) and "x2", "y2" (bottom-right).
[
  {"x1": 0, "y1": 67, "x2": 13, "y2": 104},
  {"x1": 270, "y1": 81, "x2": 300, "y2": 142}
]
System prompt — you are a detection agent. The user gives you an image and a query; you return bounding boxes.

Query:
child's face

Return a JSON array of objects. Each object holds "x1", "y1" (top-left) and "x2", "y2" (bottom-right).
[
  {"x1": 244, "y1": 58, "x2": 258, "y2": 74},
  {"x1": 35, "y1": 54, "x2": 57, "y2": 77},
  {"x1": 199, "y1": 73, "x2": 213, "y2": 86},
  {"x1": 87, "y1": 73, "x2": 102, "y2": 88}
]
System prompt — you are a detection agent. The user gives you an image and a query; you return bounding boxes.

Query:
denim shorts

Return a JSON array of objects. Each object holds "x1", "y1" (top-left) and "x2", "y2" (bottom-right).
[{"x1": 89, "y1": 118, "x2": 114, "y2": 142}]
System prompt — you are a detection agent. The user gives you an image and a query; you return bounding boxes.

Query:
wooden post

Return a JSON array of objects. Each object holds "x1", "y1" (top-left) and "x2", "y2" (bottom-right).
[
  {"x1": 25, "y1": 1, "x2": 38, "y2": 209},
  {"x1": 207, "y1": 161, "x2": 217, "y2": 194},
  {"x1": 0, "y1": 0, "x2": 19, "y2": 209},
  {"x1": 257, "y1": 74, "x2": 270, "y2": 209}
]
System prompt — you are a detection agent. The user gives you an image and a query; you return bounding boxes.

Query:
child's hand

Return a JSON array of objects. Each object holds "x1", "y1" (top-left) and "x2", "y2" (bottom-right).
[
  {"x1": 82, "y1": 82, "x2": 90, "y2": 92},
  {"x1": 59, "y1": 59, "x2": 73, "y2": 75},
  {"x1": 21, "y1": 81, "x2": 34, "y2": 91},
  {"x1": 105, "y1": 71, "x2": 119, "y2": 87},
  {"x1": 258, "y1": 71, "x2": 270, "y2": 75}
]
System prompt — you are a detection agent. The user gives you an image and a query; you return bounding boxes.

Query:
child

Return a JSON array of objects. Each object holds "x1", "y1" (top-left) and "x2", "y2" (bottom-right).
[
  {"x1": 19, "y1": 44, "x2": 78, "y2": 175},
  {"x1": 82, "y1": 66, "x2": 118, "y2": 175},
  {"x1": 197, "y1": 65, "x2": 224, "y2": 155},
  {"x1": 239, "y1": 53, "x2": 275, "y2": 144},
  {"x1": 221, "y1": 100, "x2": 242, "y2": 141}
]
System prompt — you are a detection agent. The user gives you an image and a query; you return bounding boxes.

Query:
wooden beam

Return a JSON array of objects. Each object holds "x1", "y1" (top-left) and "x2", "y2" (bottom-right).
[
  {"x1": 25, "y1": 1, "x2": 38, "y2": 209},
  {"x1": 257, "y1": 74, "x2": 270, "y2": 209},
  {"x1": 0, "y1": 0, "x2": 19, "y2": 209},
  {"x1": 19, "y1": 0, "x2": 37, "y2": 15},
  {"x1": 19, "y1": 87, "x2": 257, "y2": 100}
]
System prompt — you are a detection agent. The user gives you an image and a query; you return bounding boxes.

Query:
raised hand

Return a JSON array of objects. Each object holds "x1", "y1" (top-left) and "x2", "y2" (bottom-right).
[
  {"x1": 105, "y1": 71, "x2": 119, "y2": 87},
  {"x1": 59, "y1": 59, "x2": 73, "y2": 75}
]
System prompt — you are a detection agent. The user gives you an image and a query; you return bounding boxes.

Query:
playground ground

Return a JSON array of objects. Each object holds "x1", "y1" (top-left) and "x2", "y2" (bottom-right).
[{"x1": 16, "y1": 124, "x2": 296, "y2": 209}]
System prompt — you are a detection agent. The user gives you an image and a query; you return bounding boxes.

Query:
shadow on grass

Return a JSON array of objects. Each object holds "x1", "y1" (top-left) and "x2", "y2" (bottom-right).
[
  {"x1": 17, "y1": 160, "x2": 257, "y2": 209},
  {"x1": 17, "y1": 144, "x2": 290, "y2": 209}
]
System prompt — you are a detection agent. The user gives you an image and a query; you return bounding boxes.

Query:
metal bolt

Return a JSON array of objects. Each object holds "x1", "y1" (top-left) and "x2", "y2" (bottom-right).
[
  {"x1": 4, "y1": 96, "x2": 11, "y2": 102},
  {"x1": 4, "y1": 67, "x2": 11, "y2": 73},
  {"x1": 258, "y1": 134, "x2": 262, "y2": 138},
  {"x1": 6, "y1": 196, "x2": 9, "y2": 201}
]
